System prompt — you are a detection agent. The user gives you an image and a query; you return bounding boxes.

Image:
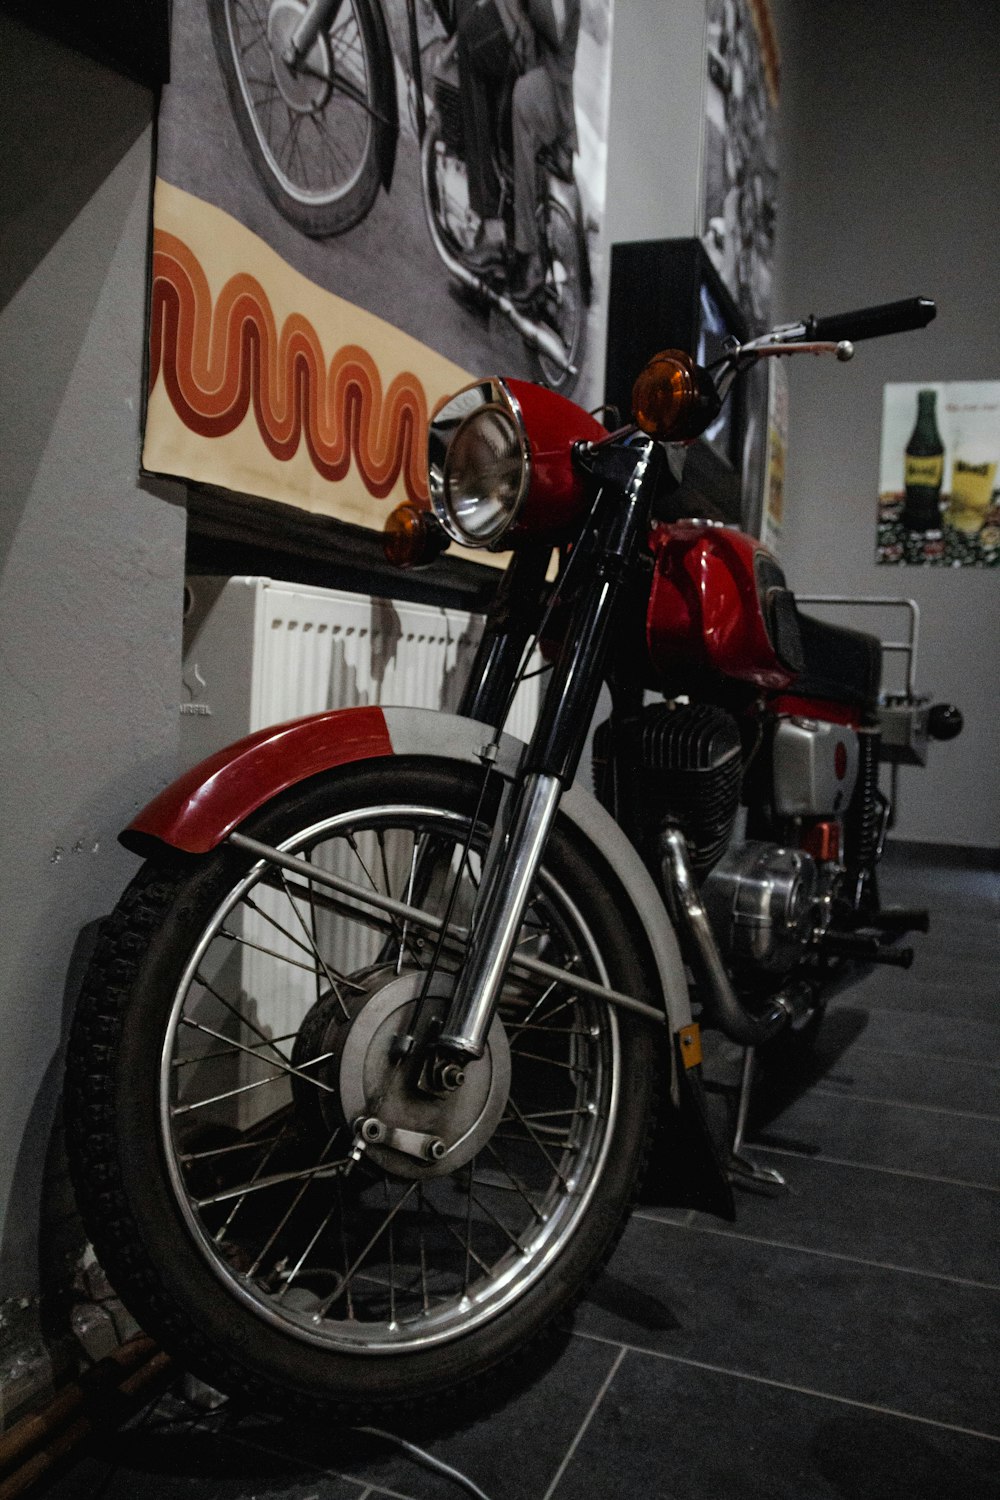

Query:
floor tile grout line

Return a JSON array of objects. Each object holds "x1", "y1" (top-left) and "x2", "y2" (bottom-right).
[
  {"x1": 343, "y1": 1483, "x2": 419, "y2": 1500},
  {"x1": 570, "y1": 1330, "x2": 1000, "y2": 1445},
  {"x1": 750, "y1": 1144, "x2": 1000, "y2": 1193},
  {"x1": 804, "y1": 1087, "x2": 1000, "y2": 1121},
  {"x1": 539, "y1": 1343, "x2": 627, "y2": 1500},
  {"x1": 830, "y1": 1041, "x2": 1000, "y2": 1071},
  {"x1": 631, "y1": 1211, "x2": 1000, "y2": 1291}
]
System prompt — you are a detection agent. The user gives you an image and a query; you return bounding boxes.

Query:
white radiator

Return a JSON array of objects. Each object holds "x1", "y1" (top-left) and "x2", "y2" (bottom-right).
[
  {"x1": 181, "y1": 576, "x2": 540, "y2": 757},
  {"x1": 180, "y1": 577, "x2": 541, "y2": 1128}
]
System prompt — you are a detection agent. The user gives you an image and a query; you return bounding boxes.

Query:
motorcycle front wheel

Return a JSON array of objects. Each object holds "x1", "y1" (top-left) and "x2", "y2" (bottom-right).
[
  {"x1": 208, "y1": 0, "x2": 392, "y2": 237},
  {"x1": 66, "y1": 758, "x2": 657, "y2": 1418}
]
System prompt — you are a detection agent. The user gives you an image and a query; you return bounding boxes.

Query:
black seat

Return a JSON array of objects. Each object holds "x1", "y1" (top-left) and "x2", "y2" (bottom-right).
[{"x1": 794, "y1": 611, "x2": 882, "y2": 711}]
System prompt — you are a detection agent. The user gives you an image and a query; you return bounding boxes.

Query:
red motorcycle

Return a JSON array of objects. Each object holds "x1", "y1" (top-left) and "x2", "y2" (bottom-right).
[{"x1": 65, "y1": 295, "x2": 961, "y2": 1420}]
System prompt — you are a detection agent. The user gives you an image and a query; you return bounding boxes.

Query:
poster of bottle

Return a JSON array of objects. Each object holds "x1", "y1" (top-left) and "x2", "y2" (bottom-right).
[
  {"x1": 877, "y1": 382, "x2": 1000, "y2": 567},
  {"x1": 142, "y1": 0, "x2": 616, "y2": 534}
]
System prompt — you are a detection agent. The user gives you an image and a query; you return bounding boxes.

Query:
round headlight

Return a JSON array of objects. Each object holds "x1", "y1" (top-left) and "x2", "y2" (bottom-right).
[{"x1": 428, "y1": 380, "x2": 530, "y2": 547}]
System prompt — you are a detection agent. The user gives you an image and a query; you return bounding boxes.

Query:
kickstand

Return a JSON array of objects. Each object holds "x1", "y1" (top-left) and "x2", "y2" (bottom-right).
[{"x1": 729, "y1": 1046, "x2": 787, "y2": 1194}]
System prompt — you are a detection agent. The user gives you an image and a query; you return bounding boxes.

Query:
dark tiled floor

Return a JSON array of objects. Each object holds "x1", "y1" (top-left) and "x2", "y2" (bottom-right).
[{"x1": 38, "y1": 848, "x2": 1000, "y2": 1500}]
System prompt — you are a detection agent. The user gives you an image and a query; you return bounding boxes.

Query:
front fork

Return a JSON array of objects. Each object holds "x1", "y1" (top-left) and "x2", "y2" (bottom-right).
[
  {"x1": 436, "y1": 435, "x2": 662, "y2": 1065},
  {"x1": 287, "y1": 0, "x2": 344, "y2": 64},
  {"x1": 288, "y1": 0, "x2": 427, "y2": 137}
]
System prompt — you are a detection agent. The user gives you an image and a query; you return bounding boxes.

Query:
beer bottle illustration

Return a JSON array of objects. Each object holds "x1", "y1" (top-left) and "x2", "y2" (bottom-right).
[{"x1": 902, "y1": 389, "x2": 945, "y2": 531}]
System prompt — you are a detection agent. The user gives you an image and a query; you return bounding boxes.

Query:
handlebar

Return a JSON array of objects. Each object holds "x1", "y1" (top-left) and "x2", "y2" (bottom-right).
[
  {"x1": 803, "y1": 297, "x2": 936, "y2": 344},
  {"x1": 629, "y1": 295, "x2": 937, "y2": 443}
]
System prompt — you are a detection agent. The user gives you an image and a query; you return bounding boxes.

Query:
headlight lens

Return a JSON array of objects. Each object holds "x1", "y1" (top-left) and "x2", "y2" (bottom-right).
[{"x1": 428, "y1": 380, "x2": 530, "y2": 547}]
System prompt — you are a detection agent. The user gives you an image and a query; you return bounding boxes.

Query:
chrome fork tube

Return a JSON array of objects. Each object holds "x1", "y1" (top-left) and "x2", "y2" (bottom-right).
[
  {"x1": 288, "y1": 0, "x2": 344, "y2": 65},
  {"x1": 437, "y1": 772, "x2": 563, "y2": 1061}
]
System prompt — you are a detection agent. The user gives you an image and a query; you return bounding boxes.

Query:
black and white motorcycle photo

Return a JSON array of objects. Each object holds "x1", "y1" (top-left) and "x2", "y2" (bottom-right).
[{"x1": 207, "y1": 0, "x2": 599, "y2": 393}]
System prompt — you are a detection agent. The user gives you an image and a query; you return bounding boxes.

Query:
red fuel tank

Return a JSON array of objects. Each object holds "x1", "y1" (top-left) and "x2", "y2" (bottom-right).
[{"x1": 646, "y1": 522, "x2": 798, "y2": 691}]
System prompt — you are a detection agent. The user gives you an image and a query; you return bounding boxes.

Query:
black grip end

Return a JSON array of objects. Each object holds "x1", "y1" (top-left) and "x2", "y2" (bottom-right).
[
  {"x1": 928, "y1": 703, "x2": 963, "y2": 741},
  {"x1": 806, "y1": 297, "x2": 937, "y2": 343}
]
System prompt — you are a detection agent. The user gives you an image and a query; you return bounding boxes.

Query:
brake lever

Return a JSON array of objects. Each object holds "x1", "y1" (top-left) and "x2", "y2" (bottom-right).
[{"x1": 709, "y1": 337, "x2": 854, "y2": 404}]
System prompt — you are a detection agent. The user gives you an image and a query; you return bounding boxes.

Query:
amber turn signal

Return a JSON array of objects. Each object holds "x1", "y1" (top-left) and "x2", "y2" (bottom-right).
[
  {"x1": 631, "y1": 350, "x2": 721, "y2": 442},
  {"x1": 383, "y1": 503, "x2": 449, "y2": 569}
]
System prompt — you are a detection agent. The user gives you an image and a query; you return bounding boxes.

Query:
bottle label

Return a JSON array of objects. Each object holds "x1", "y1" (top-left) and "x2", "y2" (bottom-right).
[{"x1": 904, "y1": 454, "x2": 943, "y2": 488}]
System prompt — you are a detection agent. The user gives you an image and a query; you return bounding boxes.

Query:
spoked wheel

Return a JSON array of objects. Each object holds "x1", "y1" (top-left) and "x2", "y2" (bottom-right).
[
  {"x1": 530, "y1": 196, "x2": 587, "y2": 396},
  {"x1": 66, "y1": 760, "x2": 657, "y2": 1417},
  {"x1": 209, "y1": 0, "x2": 393, "y2": 237}
]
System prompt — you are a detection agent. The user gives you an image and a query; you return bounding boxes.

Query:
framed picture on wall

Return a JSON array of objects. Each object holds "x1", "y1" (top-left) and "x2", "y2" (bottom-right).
[{"x1": 877, "y1": 382, "x2": 1000, "y2": 567}]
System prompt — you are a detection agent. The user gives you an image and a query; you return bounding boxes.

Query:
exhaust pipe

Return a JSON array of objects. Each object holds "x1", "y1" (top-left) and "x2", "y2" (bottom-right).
[
  {"x1": 660, "y1": 825, "x2": 789, "y2": 1047},
  {"x1": 423, "y1": 193, "x2": 575, "y2": 377}
]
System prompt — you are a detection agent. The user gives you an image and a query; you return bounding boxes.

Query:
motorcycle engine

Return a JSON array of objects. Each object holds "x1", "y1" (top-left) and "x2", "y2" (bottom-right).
[{"x1": 594, "y1": 702, "x2": 820, "y2": 980}]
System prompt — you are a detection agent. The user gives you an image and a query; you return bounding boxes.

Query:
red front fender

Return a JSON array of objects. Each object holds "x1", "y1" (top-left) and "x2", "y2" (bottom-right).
[{"x1": 122, "y1": 705, "x2": 393, "y2": 856}]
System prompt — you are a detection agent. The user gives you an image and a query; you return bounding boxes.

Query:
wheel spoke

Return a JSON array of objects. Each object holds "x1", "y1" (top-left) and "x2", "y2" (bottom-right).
[
  {"x1": 173, "y1": 1029, "x2": 300, "y2": 1068},
  {"x1": 195, "y1": 1153, "x2": 350, "y2": 1209},
  {"x1": 214, "y1": 1117, "x2": 295, "y2": 1245},
  {"x1": 245, "y1": 1130, "x2": 344, "y2": 1278},
  {"x1": 275, "y1": 868, "x2": 352, "y2": 1018},
  {"x1": 312, "y1": 1180, "x2": 420, "y2": 1317},
  {"x1": 504, "y1": 1099, "x2": 572, "y2": 1188},
  {"x1": 180, "y1": 1135, "x2": 284, "y2": 1163},
  {"x1": 482, "y1": 1140, "x2": 548, "y2": 1220},
  {"x1": 507, "y1": 1049, "x2": 591, "y2": 1075},
  {"x1": 179, "y1": 1016, "x2": 337, "y2": 1094},
  {"x1": 194, "y1": 969, "x2": 302, "y2": 1070}
]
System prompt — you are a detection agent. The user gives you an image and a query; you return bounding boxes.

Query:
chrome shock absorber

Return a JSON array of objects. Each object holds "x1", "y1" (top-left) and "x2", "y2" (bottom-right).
[{"x1": 842, "y1": 725, "x2": 884, "y2": 914}]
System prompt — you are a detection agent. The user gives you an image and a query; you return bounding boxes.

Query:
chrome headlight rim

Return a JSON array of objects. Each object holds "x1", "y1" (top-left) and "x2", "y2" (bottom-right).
[{"x1": 428, "y1": 378, "x2": 531, "y2": 548}]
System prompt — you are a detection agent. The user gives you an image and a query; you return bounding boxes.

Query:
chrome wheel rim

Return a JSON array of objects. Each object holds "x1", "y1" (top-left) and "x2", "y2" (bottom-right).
[{"x1": 159, "y1": 800, "x2": 620, "y2": 1353}]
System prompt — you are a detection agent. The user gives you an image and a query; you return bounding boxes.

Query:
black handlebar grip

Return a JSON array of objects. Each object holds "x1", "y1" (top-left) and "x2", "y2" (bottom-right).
[{"x1": 805, "y1": 297, "x2": 937, "y2": 343}]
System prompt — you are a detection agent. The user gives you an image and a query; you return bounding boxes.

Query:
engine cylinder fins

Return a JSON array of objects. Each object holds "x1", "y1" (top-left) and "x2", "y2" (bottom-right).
[
  {"x1": 640, "y1": 702, "x2": 744, "y2": 877},
  {"x1": 433, "y1": 76, "x2": 465, "y2": 154},
  {"x1": 593, "y1": 703, "x2": 743, "y2": 878}
]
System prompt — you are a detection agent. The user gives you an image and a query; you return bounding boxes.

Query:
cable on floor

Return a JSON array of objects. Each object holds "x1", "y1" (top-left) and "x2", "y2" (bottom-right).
[{"x1": 353, "y1": 1425, "x2": 495, "y2": 1500}]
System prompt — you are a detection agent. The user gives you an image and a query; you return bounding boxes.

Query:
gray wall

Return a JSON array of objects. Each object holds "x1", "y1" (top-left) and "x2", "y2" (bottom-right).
[
  {"x1": 770, "y1": 0, "x2": 1000, "y2": 847},
  {"x1": 0, "y1": 17, "x2": 187, "y2": 1321}
]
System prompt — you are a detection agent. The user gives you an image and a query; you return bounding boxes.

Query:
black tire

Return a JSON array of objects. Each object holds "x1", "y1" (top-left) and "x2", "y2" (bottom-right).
[
  {"x1": 65, "y1": 758, "x2": 657, "y2": 1419},
  {"x1": 529, "y1": 195, "x2": 587, "y2": 396},
  {"x1": 208, "y1": 0, "x2": 393, "y2": 238}
]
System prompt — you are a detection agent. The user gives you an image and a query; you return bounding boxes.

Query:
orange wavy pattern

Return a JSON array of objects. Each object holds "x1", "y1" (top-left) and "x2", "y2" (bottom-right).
[{"x1": 149, "y1": 230, "x2": 430, "y2": 504}]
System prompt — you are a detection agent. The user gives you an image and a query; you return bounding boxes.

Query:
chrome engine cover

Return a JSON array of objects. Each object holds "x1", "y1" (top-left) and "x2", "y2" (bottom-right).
[{"x1": 702, "y1": 840, "x2": 818, "y2": 975}]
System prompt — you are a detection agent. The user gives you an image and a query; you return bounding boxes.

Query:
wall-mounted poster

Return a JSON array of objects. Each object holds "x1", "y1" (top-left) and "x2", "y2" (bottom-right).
[
  {"x1": 877, "y1": 382, "x2": 1000, "y2": 567},
  {"x1": 701, "y1": 0, "x2": 779, "y2": 331},
  {"x1": 701, "y1": 0, "x2": 778, "y2": 540},
  {"x1": 143, "y1": 0, "x2": 615, "y2": 532}
]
